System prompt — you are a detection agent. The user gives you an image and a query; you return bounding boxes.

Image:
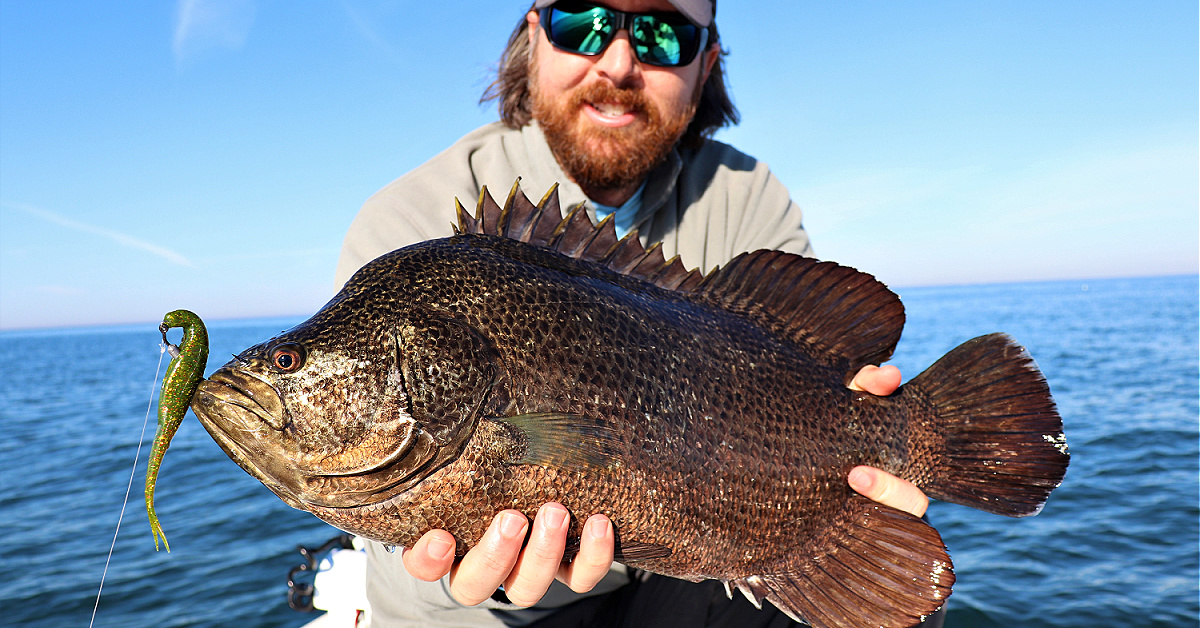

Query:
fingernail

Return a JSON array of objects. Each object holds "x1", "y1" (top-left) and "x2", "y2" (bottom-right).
[
  {"x1": 587, "y1": 517, "x2": 611, "y2": 539},
  {"x1": 541, "y1": 505, "x2": 568, "y2": 530},
  {"x1": 848, "y1": 467, "x2": 873, "y2": 491},
  {"x1": 427, "y1": 537, "x2": 454, "y2": 560},
  {"x1": 498, "y1": 512, "x2": 527, "y2": 539}
]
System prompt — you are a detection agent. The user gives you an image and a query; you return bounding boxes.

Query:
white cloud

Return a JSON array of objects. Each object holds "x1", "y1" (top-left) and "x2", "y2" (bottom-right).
[
  {"x1": 173, "y1": 0, "x2": 256, "y2": 63},
  {"x1": 2, "y1": 201, "x2": 196, "y2": 268}
]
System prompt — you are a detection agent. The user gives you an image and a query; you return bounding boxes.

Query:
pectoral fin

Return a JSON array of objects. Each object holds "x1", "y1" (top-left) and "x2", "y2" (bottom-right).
[
  {"x1": 560, "y1": 537, "x2": 672, "y2": 564},
  {"x1": 490, "y1": 412, "x2": 623, "y2": 472},
  {"x1": 613, "y1": 540, "x2": 673, "y2": 562}
]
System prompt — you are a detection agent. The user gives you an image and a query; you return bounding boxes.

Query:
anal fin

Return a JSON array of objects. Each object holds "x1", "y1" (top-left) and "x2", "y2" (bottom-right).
[{"x1": 726, "y1": 495, "x2": 953, "y2": 628}]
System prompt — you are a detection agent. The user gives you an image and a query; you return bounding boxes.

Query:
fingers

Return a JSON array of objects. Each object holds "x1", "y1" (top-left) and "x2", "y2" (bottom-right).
[
  {"x1": 401, "y1": 529, "x2": 458, "y2": 581},
  {"x1": 446, "y1": 511, "x2": 530, "y2": 606},
  {"x1": 556, "y1": 514, "x2": 615, "y2": 593},
  {"x1": 848, "y1": 465, "x2": 928, "y2": 517},
  {"x1": 847, "y1": 371, "x2": 924, "y2": 516},
  {"x1": 428, "y1": 505, "x2": 612, "y2": 608},
  {"x1": 848, "y1": 364, "x2": 902, "y2": 396},
  {"x1": 501, "y1": 503, "x2": 572, "y2": 606}
]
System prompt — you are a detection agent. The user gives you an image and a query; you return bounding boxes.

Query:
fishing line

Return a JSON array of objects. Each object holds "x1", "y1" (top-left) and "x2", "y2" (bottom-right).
[{"x1": 89, "y1": 342, "x2": 169, "y2": 628}]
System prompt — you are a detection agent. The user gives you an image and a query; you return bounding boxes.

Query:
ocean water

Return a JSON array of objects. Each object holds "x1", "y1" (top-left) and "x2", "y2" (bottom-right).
[{"x1": 0, "y1": 275, "x2": 1196, "y2": 627}]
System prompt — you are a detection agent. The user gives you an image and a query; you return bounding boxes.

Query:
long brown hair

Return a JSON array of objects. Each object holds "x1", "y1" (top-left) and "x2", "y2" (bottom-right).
[{"x1": 480, "y1": 12, "x2": 740, "y2": 150}]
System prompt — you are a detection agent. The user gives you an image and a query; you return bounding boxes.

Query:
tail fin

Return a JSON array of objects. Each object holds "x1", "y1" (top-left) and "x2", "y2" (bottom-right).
[{"x1": 909, "y1": 333, "x2": 1069, "y2": 517}]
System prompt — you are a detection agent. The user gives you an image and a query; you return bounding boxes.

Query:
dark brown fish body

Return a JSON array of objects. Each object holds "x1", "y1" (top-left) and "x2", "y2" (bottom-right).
[{"x1": 192, "y1": 184, "x2": 1068, "y2": 628}]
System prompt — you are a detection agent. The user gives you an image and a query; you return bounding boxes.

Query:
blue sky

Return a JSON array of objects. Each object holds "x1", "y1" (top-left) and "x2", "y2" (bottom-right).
[{"x1": 1, "y1": 1, "x2": 1196, "y2": 330}]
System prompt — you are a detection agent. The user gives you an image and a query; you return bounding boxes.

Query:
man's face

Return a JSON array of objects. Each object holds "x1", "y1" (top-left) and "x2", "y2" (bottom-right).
[{"x1": 526, "y1": 0, "x2": 717, "y2": 196}]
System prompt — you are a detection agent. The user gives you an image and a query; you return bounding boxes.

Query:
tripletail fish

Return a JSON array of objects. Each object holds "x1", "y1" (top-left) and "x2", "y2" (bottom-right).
[
  {"x1": 187, "y1": 182, "x2": 1069, "y2": 628},
  {"x1": 146, "y1": 309, "x2": 208, "y2": 552}
]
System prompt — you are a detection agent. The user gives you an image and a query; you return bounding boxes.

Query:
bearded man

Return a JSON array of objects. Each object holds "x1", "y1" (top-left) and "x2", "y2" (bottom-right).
[{"x1": 336, "y1": 1, "x2": 934, "y2": 626}]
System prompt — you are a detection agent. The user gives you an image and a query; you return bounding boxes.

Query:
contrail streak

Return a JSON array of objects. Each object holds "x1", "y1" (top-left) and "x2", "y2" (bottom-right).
[{"x1": 3, "y1": 201, "x2": 196, "y2": 267}]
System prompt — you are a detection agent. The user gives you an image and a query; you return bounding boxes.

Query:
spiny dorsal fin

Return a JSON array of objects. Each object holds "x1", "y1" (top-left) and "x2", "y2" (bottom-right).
[
  {"x1": 454, "y1": 181, "x2": 705, "y2": 293},
  {"x1": 452, "y1": 198, "x2": 474, "y2": 235},
  {"x1": 529, "y1": 186, "x2": 565, "y2": 246},
  {"x1": 578, "y1": 213, "x2": 621, "y2": 262},
  {"x1": 456, "y1": 182, "x2": 900, "y2": 376},
  {"x1": 498, "y1": 179, "x2": 548, "y2": 243},
  {"x1": 480, "y1": 186, "x2": 503, "y2": 236},
  {"x1": 696, "y1": 250, "x2": 905, "y2": 380},
  {"x1": 552, "y1": 203, "x2": 604, "y2": 258},
  {"x1": 650, "y1": 254, "x2": 698, "y2": 290}
]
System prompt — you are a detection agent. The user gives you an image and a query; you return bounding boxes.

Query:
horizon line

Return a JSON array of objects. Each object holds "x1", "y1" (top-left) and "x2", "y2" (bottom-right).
[{"x1": 1, "y1": 271, "x2": 1195, "y2": 334}]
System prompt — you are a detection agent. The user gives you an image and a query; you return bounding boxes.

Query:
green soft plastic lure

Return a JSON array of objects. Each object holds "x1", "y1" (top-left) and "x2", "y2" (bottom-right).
[{"x1": 146, "y1": 309, "x2": 208, "y2": 552}]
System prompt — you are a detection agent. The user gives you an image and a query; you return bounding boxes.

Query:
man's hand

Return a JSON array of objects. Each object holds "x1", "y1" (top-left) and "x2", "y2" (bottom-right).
[
  {"x1": 847, "y1": 364, "x2": 930, "y2": 518},
  {"x1": 401, "y1": 364, "x2": 927, "y2": 607},
  {"x1": 402, "y1": 504, "x2": 614, "y2": 607}
]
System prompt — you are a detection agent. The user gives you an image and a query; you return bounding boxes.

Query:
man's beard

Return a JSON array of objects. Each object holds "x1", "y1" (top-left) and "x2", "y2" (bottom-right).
[{"x1": 531, "y1": 71, "x2": 698, "y2": 196}]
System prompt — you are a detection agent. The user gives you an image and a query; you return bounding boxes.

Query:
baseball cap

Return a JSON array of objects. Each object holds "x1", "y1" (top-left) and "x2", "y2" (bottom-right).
[{"x1": 531, "y1": 0, "x2": 715, "y2": 28}]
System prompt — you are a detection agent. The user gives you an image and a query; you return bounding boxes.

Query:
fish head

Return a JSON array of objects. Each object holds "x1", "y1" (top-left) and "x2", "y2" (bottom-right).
[{"x1": 190, "y1": 314, "x2": 461, "y2": 510}]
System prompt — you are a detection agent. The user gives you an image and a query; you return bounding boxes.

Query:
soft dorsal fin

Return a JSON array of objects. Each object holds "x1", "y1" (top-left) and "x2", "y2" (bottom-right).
[
  {"x1": 456, "y1": 182, "x2": 903, "y2": 376},
  {"x1": 455, "y1": 181, "x2": 706, "y2": 293},
  {"x1": 696, "y1": 250, "x2": 905, "y2": 378}
]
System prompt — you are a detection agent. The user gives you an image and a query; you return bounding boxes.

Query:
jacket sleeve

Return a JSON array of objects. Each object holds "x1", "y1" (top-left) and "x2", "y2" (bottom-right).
[
  {"x1": 332, "y1": 126, "x2": 521, "y2": 289},
  {"x1": 678, "y1": 140, "x2": 814, "y2": 265},
  {"x1": 729, "y1": 160, "x2": 814, "y2": 259},
  {"x1": 334, "y1": 175, "x2": 467, "y2": 290}
]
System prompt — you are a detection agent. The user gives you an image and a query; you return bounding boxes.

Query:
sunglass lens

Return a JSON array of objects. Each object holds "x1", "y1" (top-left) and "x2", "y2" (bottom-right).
[
  {"x1": 631, "y1": 16, "x2": 695, "y2": 66},
  {"x1": 549, "y1": 5, "x2": 614, "y2": 55}
]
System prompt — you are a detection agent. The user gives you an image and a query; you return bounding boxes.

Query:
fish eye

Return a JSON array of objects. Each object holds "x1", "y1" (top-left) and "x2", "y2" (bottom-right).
[{"x1": 269, "y1": 343, "x2": 305, "y2": 373}]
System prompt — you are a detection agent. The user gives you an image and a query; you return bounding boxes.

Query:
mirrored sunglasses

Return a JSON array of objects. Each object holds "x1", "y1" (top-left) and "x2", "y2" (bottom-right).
[{"x1": 539, "y1": 1, "x2": 710, "y2": 68}]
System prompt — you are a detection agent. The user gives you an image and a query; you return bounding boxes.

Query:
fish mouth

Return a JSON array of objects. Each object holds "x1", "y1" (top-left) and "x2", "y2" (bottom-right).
[
  {"x1": 192, "y1": 367, "x2": 442, "y2": 509},
  {"x1": 192, "y1": 370, "x2": 305, "y2": 508}
]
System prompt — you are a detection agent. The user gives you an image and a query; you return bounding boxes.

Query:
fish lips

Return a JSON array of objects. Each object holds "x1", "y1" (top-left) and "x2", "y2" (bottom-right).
[
  {"x1": 192, "y1": 368, "x2": 306, "y2": 508},
  {"x1": 192, "y1": 367, "x2": 443, "y2": 510}
]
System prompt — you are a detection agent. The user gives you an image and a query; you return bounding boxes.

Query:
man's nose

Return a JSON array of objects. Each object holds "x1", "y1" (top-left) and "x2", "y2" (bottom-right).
[{"x1": 592, "y1": 31, "x2": 642, "y2": 88}]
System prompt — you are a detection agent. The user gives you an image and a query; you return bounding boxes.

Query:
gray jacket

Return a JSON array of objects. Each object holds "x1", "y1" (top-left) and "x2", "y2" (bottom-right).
[
  {"x1": 335, "y1": 122, "x2": 811, "y2": 288},
  {"x1": 335, "y1": 121, "x2": 813, "y2": 627}
]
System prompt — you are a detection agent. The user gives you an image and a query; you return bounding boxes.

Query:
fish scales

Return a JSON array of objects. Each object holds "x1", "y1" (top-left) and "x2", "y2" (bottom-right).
[
  {"x1": 189, "y1": 182, "x2": 1068, "y2": 628},
  {"x1": 334, "y1": 238, "x2": 879, "y2": 558},
  {"x1": 322, "y1": 243, "x2": 798, "y2": 545}
]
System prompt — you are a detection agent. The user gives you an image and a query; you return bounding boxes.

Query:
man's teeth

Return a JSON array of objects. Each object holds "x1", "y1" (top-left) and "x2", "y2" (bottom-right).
[{"x1": 592, "y1": 103, "x2": 629, "y2": 117}]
